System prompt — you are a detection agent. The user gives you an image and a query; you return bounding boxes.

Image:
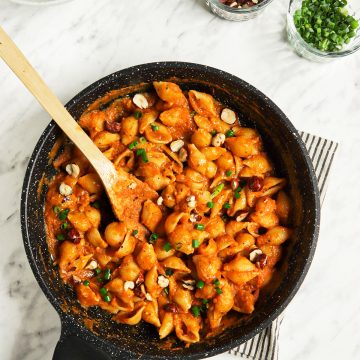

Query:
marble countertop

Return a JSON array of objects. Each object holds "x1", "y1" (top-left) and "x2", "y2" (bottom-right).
[{"x1": 1, "y1": 0, "x2": 360, "y2": 359}]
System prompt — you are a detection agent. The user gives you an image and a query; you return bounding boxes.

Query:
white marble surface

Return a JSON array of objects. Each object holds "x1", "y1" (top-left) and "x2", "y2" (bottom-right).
[{"x1": 0, "y1": 0, "x2": 360, "y2": 359}]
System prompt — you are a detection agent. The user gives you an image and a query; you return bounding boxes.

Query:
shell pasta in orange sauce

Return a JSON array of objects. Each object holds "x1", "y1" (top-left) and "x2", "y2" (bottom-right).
[{"x1": 45, "y1": 82, "x2": 292, "y2": 344}]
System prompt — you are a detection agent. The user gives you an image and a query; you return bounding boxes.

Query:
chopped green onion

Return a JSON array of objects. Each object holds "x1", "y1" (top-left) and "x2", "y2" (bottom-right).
[
  {"x1": 194, "y1": 224, "x2": 205, "y2": 231},
  {"x1": 163, "y1": 242, "x2": 172, "y2": 252},
  {"x1": 83, "y1": 280, "x2": 90, "y2": 286},
  {"x1": 211, "y1": 130, "x2": 217, "y2": 136},
  {"x1": 134, "y1": 110, "x2": 142, "y2": 119},
  {"x1": 151, "y1": 124, "x2": 159, "y2": 131},
  {"x1": 191, "y1": 305, "x2": 200, "y2": 317},
  {"x1": 196, "y1": 280, "x2": 205, "y2": 289},
  {"x1": 103, "y1": 294, "x2": 111, "y2": 303},
  {"x1": 192, "y1": 239, "x2": 200, "y2": 248},
  {"x1": 215, "y1": 287, "x2": 222, "y2": 295},
  {"x1": 225, "y1": 129, "x2": 235, "y2": 138},
  {"x1": 132, "y1": 229, "x2": 138, "y2": 236},
  {"x1": 223, "y1": 202, "x2": 231, "y2": 209},
  {"x1": 149, "y1": 233, "x2": 158, "y2": 244},
  {"x1": 165, "y1": 269, "x2": 174, "y2": 276},
  {"x1": 211, "y1": 183, "x2": 224, "y2": 199},
  {"x1": 163, "y1": 287, "x2": 169, "y2": 295},
  {"x1": 56, "y1": 233, "x2": 65, "y2": 241},
  {"x1": 60, "y1": 222, "x2": 68, "y2": 230},
  {"x1": 128, "y1": 140, "x2": 139, "y2": 150},
  {"x1": 213, "y1": 278, "x2": 220, "y2": 286},
  {"x1": 99, "y1": 287, "x2": 108, "y2": 296},
  {"x1": 104, "y1": 269, "x2": 111, "y2": 281},
  {"x1": 293, "y1": 0, "x2": 359, "y2": 52},
  {"x1": 234, "y1": 192, "x2": 241, "y2": 199},
  {"x1": 95, "y1": 268, "x2": 102, "y2": 275},
  {"x1": 58, "y1": 209, "x2": 69, "y2": 221},
  {"x1": 202, "y1": 298, "x2": 209, "y2": 304},
  {"x1": 136, "y1": 148, "x2": 149, "y2": 163},
  {"x1": 226, "y1": 170, "x2": 232, "y2": 177},
  {"x1": 207, "y1": 201, "x2": 214, "y2": 209},
  {"x1": 97, "y1": 276, "x2": 103, "y2": 283},
  {"x1": 139, "y1": 136, "x2": 147, "y2": 143},
  {"x1": 53, "y1": 206, "x2": 61, "y2": 214},
  {"x1": 91, "y1": 201, "x2": 100, "y2": 209}
]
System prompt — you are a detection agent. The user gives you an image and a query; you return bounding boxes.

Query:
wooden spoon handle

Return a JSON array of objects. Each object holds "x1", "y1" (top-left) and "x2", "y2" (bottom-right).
[{"x1": 0, "y1": 26, "x2": 117, "y2": 183}]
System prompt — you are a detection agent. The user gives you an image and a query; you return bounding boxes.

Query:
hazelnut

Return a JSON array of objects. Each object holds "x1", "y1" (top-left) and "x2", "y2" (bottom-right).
[
  {"x1": 170, "y1": 140, "x2": 185, "y2": 153},
  {"x1": 65, "y1": 163, "x2": 80, "y2": 178},
  {"x1": 133, "y1": 94, "x2": 148, "y2": 109},
  {"x1": 220, "y1": 108, "x2": 236, "y2": 125},
  {"x1": 212, "y1": 133, "x2": 226, "y2": 147},
  {"x1": 59, "y1": 182, "x2": 72, "y2": 196}
]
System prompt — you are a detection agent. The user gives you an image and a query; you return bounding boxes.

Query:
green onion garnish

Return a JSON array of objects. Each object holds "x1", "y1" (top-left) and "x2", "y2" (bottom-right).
[
  {"x1": 128, "y1": 140, "x2": 139, "y2": 150},
  {"x1": 196, "y1": 280, "x2": 205, "y2": 289},
  {"x1": 95, "y1": 268, "x2": 102, "y2": 275},
  {"x1": 192, "y1": 239, "x2": 200, "y2": 248},
  {"x1": 211, "y1": 130, "x2": 217, "y2": 136},
  {"x1": 215, "y1": 287, "x2": 222, "y2": 295},
  {"x1": 226, "y1": 170, "x2": 232, "y2": 177},
  {"x1": 223, "y1": 202, "x2": 231, "y2": 209},
  {"x1": 99, "y1": 287, "x2": 108, "y2": 296},
  {"x1": 136, "y1": 148, "x2": 149, "y2": 163},
  {"x1": 194, "y1": 224, "x2": 204, "y2": 231},
  {"x1": 56, "y1": 233, "x2": 65, "y2": 241},
  {"x1": 163, "y1": 242, "x2": 172, "y2": 252},
  {"x1": 58, "y1": 209, "x2": 69, "y2": 221},
  {"x1": 139, "y1": 136, "x2": 147, "y2": 143},
  {"x1": 211, "y1": 183, "x2": 224, "y2": 199},
  {"x1": 151, "y1": 124, "x2": 159, "y2": 131},
  {"x1": 213, "y1": 278, "x2": 220, "y2": 286},
  {"x1": 83, "y1": 280, "x2": 90, "y2": 286},
  {"x1": 225, "y1": 129, "x2": 235, "y2": 138},
  {"x1": 149, "y1": 233, "x2": 158, "y2": 244},
  {"x1": 165, "y1": 269, "x2": 174, "y2": 276},
  {"x1": 234, "y1": 192, "x2": 241, "y2": 199},
  {"x1": 202, "y1": 298, "x2": 209, "y2": 304},
  {"x1": 191, "y1": 305, "x2": 200, "y2": 317},
  {"x1": 53, "y1": 206, "x2": 61, "y2": 214},
  {"x1": 134, "y1": 110, "x2": 142, "y2": 119},
  {"x1": 60, "y1": 222, "x2": 68, "y2": 230},
  {"x1": 207, "y1": 201, "x2": 214, "y2": 209},
  {"x1": 132, "y1": 229, "x2": 138, "y2": 236},
  {"x1": 103, "y1": 294, "x2": 111, "y2": 303},
  {"x1": 164, "y1": 287, "x2": 169, "y2": 295},
  {"x1": 104, "y1": 269, "x2": 111, "y2": 281}
]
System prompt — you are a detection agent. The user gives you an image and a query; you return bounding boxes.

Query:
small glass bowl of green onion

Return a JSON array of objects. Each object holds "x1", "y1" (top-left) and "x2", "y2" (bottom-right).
[{"x1": 287, "y1": 0, "x2": 360, "y2": 62}]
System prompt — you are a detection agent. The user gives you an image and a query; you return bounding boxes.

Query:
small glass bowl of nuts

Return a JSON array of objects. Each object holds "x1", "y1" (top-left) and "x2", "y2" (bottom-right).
[{"x1": 205, "y1": 0, "x2": 275, "y2": 21}]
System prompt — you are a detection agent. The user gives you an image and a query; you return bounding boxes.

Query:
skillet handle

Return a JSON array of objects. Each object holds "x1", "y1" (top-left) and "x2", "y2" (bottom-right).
[{"x1": 53, "y1": 334, "x2": 112, "y2": 360}]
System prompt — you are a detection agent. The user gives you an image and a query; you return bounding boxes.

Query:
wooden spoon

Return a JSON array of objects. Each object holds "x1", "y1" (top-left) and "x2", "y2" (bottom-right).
[{"x1": 0, "y1": 26, "x2": 157, "y2": 233}]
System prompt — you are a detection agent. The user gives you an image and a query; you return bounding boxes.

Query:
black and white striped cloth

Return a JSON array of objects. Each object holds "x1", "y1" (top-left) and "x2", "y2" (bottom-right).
[{"x1": 229, "y1": 132, "x2": 338, "y2": 360}]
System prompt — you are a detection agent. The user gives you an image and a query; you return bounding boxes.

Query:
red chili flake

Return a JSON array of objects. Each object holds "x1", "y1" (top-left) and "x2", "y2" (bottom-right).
[
  {"x1": 105, "y1": 120, "x2": 121, "y2": 133},
  {"x1": 68, "y1": 228, "x2": 80, "y2": 242},
  {"x1": 163, "y1": 303, "x2": 179, "y2": 313},
  {"x1": 248, "y1": 176, "x2": 264, "y2": 192},
  {"x1": 256, "y1": 254, "x2": 268, "y2": 269}
]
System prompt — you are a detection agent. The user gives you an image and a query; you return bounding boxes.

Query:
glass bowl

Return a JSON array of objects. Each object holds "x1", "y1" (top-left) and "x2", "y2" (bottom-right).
[
  {"x1": 287, "y1": 0, "x2": 360, "y2": 62},
  {"x1": 205, "y1": 0, "x2": 275, "y2": 21}
]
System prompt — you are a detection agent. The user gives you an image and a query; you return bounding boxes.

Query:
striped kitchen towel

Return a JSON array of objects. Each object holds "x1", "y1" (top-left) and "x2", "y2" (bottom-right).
[{"x1": 229, "y1": 131, "x2": 338, "y2": 360}]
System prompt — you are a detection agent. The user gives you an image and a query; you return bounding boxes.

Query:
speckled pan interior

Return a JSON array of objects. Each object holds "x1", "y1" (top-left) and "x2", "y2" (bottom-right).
[{"x1": 20, "y1": 62, "x2": 320, "y2": 360}]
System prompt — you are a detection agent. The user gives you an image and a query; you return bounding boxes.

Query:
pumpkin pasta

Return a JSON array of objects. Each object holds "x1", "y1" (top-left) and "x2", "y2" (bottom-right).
[{"x1": 45, "y1": 82, "x2": 292, "y2": 344}]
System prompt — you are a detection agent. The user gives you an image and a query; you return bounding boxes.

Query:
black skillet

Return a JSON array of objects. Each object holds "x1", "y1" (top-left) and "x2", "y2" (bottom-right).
[{"x1": 20, "y1": 62, "x2": 320, "y2": 360}]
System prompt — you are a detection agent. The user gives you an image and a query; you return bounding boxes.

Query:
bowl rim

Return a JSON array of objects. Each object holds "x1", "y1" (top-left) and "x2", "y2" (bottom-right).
[
  {"x1": 207, "y1": 0, "x2": 275, "y2": 14},
  {"x1": 20, "y1": 61, "x2": 320, "y2": 359},
  {"x1": 287, "y1": 0, "x2": 360, "y2": 59}
]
